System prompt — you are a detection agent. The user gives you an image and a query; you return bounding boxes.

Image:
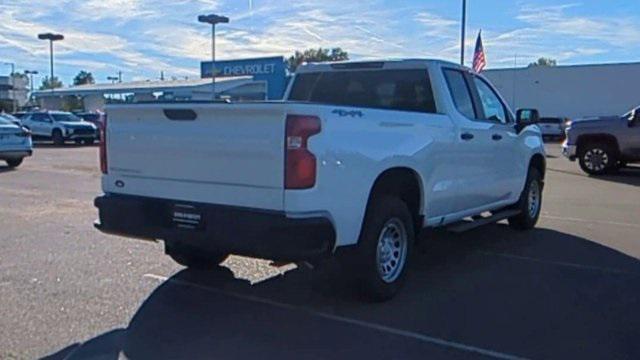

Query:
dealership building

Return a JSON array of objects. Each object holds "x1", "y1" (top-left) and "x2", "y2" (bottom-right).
[
  {"x1": 32, "y1": 56, "x2": 288, "y2": 112},
  {"x1": 484, "y1": 62, "x2": 640, "y2": 119}
]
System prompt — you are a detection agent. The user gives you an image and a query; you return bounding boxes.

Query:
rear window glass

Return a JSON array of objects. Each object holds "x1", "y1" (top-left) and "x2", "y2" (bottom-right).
[
  {"x1": 539, "y1": 118, "x2": 562, "y2": 124},
  {"x1": 289, "y1": 70, "x2": 437, "y2": 114}
]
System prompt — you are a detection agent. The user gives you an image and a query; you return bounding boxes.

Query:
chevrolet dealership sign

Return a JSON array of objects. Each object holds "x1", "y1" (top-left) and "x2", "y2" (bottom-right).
[{"x1": 201, "y1": 56, "x2": 287, "y2": 100}]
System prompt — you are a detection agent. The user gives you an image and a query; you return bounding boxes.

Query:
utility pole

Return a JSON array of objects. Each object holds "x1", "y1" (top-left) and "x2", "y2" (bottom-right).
[
  {"x1": 460, "y1": 0, "x2": 467, "y2": 66},
  {"x1": 198, "y1": 14, "x2": 229, "y2": 101}
]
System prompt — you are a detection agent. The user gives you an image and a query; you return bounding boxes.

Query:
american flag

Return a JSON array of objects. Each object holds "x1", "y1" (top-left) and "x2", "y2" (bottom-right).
[{"x1": 472, "y1": 30, "x2": 486, "y2": 73}]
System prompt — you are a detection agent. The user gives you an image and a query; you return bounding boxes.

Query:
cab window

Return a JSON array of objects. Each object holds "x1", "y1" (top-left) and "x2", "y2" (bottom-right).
[
  {"x1": 473, "y1": 77, "x2": 508, "y2": 124},
  {"x1": 443, "y1": 69, "x2": 476, "y2": 119}
]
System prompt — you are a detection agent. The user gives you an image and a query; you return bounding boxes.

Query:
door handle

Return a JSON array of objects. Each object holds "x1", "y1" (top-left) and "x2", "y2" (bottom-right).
[
  {"x1": 492, "y1": 134, "x2": 503, "y2": 141},
  {"x1": 461, "y1": 133, "x2": 474, "y2": 141}
]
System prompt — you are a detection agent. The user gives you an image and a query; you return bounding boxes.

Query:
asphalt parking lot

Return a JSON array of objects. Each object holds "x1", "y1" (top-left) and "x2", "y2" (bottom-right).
[{"x1": 1, "y1": 143, "x2": 639, "y2": 359}]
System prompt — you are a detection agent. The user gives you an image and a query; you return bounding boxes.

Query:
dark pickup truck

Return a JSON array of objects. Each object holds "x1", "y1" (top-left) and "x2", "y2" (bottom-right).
[{"x1": 563, "y1": 107, "x2": 640, "y2": 175}]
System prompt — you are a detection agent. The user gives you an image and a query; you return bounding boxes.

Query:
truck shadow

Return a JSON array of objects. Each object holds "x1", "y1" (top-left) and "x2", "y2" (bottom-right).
[
  {"x1": 592, "y1": 166, "x2": 640, "y2": 187},
  {"x1": 549, "y1": 166, "x2": 640, "y2": 187},
  {"x1": 43, "y1": 226, "x2": 640, "y2": 360}
]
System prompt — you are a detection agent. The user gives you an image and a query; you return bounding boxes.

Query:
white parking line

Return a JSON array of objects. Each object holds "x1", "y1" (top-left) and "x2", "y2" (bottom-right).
[
  {"x1": 143, "y1": 273, "x2": 527, "y2": 360},
  {"x1": 541, "y1": 215, "x2": 640, "y2": 229},
  {"x1": 478, "y1": 252, "x2": 640, "y2": 276}
]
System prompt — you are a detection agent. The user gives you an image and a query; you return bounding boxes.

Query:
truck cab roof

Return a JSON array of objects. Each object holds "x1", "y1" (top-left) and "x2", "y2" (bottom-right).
[{"x1": 296, "y1": 59, "x2": 465, "y2": 74}]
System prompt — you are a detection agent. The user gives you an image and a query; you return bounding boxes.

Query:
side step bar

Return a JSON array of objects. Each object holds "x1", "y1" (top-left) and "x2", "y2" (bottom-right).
[{"x1": 447, "y1": 209, "x2": 521, "y2": 233}]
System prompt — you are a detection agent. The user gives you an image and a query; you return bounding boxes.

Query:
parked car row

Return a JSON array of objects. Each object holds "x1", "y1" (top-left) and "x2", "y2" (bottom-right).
[{"x1": 0, "y1": 110, "x2": 103, "y2": 169}]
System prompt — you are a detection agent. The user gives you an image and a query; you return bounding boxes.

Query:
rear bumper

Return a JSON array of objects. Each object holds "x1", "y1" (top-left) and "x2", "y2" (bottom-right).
[
  {"x1": 0, "y1": 149, "x2": 32, "y2": 160},
  {"x1": 94, "y1": 194, "x2": 336, "y2": 261}
]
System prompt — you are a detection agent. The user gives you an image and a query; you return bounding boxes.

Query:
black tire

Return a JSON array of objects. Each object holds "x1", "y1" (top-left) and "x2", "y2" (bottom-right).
[
  {"x1": 6, "y1": 158, "x2": 23, "y2": 168},
  {"x1": 165, "y1": 244, "x2": 227, "y2": 271},
  {"x1": 52, "y1": 129, "x2": 64, "y2": 146},
  {"x1": 578, "y1": 142, "x2": 617, "y2": 176},
  {"x1": 508, "y1": 167, "x2": 543, "y2": 230},
  {"x1": 84, "y1": 139, "x2": 95, "y2": 145},
  {"x1": 349, "y1": 195, "x2": 414, "y2": 302}
]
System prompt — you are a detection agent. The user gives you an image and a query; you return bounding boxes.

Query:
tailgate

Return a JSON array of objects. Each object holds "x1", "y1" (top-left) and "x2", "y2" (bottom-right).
[{"x1": 104, "y1": 103, "x2": 287, "y2": 210}]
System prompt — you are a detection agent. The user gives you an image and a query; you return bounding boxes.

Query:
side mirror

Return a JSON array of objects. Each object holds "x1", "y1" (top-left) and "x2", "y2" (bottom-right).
[{"x1": 515, "y1": 108, "x2": 540, "y2": 132}]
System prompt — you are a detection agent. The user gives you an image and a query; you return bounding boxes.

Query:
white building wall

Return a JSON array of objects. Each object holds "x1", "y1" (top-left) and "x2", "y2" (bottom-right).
[{"x1": 484, "y1": 62, "x2": 640, "y2": 119}]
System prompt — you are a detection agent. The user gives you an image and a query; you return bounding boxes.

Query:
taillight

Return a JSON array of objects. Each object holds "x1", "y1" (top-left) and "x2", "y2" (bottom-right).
[
  {"x1": 99, "y1": 114, "x2": 107, "y2": 174},
  {"x1": 285, "y1": 115, "x2": 321, "y2": 189}
]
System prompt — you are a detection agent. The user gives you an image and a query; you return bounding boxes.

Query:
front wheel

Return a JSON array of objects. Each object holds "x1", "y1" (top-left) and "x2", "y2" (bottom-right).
[
  {"x1": 52, "y1": 129, "x2": 64, "y2": 146},
  {"x1": 6, "y1": 158, "x2": 23, "y2": 168},
  {"x1": 578, "y1": 142, "x2": 617, "y2": 175},
  {"x1": 349, "y1": 196, "x2": 414, "y2": 302},
  {"x1": 509, "y1": 167, "x2": 543, "y2": 230}
]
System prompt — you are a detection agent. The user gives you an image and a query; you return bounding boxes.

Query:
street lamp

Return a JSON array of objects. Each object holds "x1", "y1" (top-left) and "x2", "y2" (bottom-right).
[
  {"x1": 198, "y1": 14, "x2": 229, "y2": 100},
  {"x1": 37, "y1": 32, "x2": 64, "y2": 93},
  {"x1": 24, "y1": 70, "x2": 38, "y2": 102},
  {"x1": 2, "y1": 62, "x2": 16, "y2": 112}
]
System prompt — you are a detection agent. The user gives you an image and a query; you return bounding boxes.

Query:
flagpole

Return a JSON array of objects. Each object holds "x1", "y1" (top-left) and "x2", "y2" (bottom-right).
[{"x1": 460, "y1": 0, "x2": 467, "y2": 66}]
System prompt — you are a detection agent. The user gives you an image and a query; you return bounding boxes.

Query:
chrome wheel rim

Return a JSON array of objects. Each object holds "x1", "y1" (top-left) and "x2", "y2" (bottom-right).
[
  {"x1": 584, "y1": 148, "x2": 609, "y2": 172},
  {"x1": 376, "y1": 218, "x2": 408, "y2": 283},
  {"x1": 528, "y1": 180, "x2": 541, "y2": 218}
]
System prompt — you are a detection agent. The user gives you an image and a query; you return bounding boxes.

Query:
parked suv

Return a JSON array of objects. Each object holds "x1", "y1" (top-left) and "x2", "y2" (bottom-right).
[
  {"x1": 563, "y1": 106, "x2": 640, "y2": 175},
  {"x1": 95, "y1": 59, "x2": 546, "y2": 300},
  {"x1": 21, "y1": 111, "x2": 98, "y2": 145},
  {"x1": 538, "y1": 117, "x2": 566, "y2": 140}
]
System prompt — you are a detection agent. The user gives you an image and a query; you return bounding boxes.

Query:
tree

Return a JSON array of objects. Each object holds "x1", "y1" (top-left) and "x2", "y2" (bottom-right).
[
  {"x1": 529, "y1": 57, "x2": 557, "y2": 67},
  {"x1": 39, "y1": 76, "x2": 63, "y2": 90},
  {"x1": 286, "y1": 47, "x2": 349, "y2": 72},
  {"x1": 73, "y1": 70, "x2": 95, "y2": 86}
]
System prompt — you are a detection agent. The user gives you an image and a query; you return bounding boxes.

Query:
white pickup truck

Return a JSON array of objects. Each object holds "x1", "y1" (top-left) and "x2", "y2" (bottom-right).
[{"x1": 95, "y1": 59, "x2": 545, "y2": 300}]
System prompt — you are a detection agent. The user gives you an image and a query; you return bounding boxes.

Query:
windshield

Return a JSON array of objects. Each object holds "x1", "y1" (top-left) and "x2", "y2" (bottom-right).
[{"x1": 51, "y1": 113, "x2": 83, "y2": 123}]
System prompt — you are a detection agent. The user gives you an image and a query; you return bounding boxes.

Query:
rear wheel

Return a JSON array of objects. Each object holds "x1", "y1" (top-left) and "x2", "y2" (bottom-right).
[
  {"x1": 52, "y1": 129, "x2": 64, "y2": 146},
  {"x1": 83, "y1": 139, "x2": 95, "y2": 145},
  {"x1": 6, "y1": 158, "x2": 23, "y2": 168},
  {"x1": 509, "y1": 167, "x2": 543, "y2": 230},
  {"x1": 578, "y1": 142, "x2": 617, "y2": 175},
  {"x1": 165, "y1": 243, "x2": 228, "y2": 270},
  {"x1": 349, "y1": 196, "x2": 414, "y2": 302}
]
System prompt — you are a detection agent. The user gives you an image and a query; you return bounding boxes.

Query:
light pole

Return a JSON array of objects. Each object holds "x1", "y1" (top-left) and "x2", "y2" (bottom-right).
[
  {"x1": 24, "y1": 70, "x2": 38, "y2": 103},
  {"x1": 198, "y1": 14, "x2": 229, "y2": 100},
  {"x1": 460, "y1": 0, "x2": 467, "y2": 66},
  {"x1": 37, "y1": 32, "x2": 64, "y2": 93}
]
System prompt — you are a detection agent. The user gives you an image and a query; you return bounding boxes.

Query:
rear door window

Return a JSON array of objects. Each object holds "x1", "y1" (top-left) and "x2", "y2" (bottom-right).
[
  {"x1": 289, "y1": 70, "x2": 437, "y2": 113},
  {"x1": 443, "y1": 69, "x2": 476, "y2": 119}
]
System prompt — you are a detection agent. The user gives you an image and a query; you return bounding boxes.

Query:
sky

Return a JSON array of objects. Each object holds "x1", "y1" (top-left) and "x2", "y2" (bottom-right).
[{"x1": 1, "y1": 0, "x2": 639, "y2": 87}]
